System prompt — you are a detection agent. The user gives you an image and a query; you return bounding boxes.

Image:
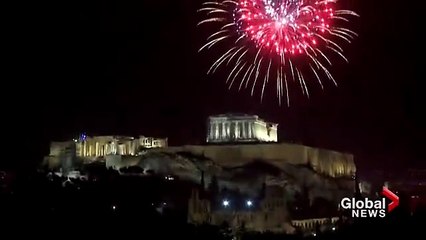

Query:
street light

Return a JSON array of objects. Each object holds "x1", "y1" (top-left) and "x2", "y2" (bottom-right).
[
  {"x1": 222, "y1": 200, "x2": 230, "y2": 207},
  {"x1": 246, "y1": 200, "x2": 253, "y2": 207}
]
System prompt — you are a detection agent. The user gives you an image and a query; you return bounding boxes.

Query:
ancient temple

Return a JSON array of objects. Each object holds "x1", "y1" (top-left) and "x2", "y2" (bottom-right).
[
  {"x1": 74, "y1": 135, "x2": 168, "y2": 157},
  {"x1": 206, "y1": 114, "x2": 278, "y2": 143},
  {"x1": 46, "y1": 135, "x2": 168, "y2": 164}
]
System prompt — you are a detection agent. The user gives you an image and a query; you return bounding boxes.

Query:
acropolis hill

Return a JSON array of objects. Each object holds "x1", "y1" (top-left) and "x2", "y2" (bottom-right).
[
  {"x1": 44, "y1": 113, "x2": 355, "y2": 179},
  {"x1": 43, "y1": 113, "x2": 357, "y2": 209},
  {"x1": 155, "y1": 142, "x2": 355, "y2": 178},
  {"x1": 155, "y1": 113, "x2": 355, "y2": 178}
]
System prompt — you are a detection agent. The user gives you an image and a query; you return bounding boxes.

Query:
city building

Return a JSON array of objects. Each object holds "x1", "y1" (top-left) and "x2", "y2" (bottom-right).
[{"x1": 206, "y1": 114, "x2": 278, "y2": 143}]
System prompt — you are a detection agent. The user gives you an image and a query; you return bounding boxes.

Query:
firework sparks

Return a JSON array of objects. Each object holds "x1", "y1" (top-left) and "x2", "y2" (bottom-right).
[{"x1": 198, "y1": 0, "x2": 358, "y2": 105}]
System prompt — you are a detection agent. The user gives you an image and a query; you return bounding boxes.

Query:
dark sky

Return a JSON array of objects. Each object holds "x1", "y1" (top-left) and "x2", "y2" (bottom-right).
[{"x1": 10, "y1": 0, "x2": 424, "y2": 170}]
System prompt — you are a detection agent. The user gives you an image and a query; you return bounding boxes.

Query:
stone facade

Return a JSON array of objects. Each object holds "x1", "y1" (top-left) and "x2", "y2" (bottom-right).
[
  {"x1": 44, "y1": 135, "x2": 167, "y2": 169},
  {"x1": 105, "y1": 155, "x2": 141, "y2": 170},
  {"x1": 48, "y1": 141, "x2": 75, "y2": 157},
  {"x1": 292, "y1": 217, "x2": 339, "y2": 233},
  {"x1": 44, "y1": 141, "x2": 77, "y2": 173},
  {"x1": 207, "y1": 114, "x2": 278, "y2": 143},
  {"x1": 74, "y1": 135, "x2": 167, "y2": 157},
  {"x1": 158, "y1": 143, "x2": 355, "y2": 178}
]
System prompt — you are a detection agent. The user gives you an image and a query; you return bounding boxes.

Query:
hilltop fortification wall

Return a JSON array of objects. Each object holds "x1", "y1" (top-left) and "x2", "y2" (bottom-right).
[{"x1": 158, "y1": 143, "x2": 355, "y2": 178}]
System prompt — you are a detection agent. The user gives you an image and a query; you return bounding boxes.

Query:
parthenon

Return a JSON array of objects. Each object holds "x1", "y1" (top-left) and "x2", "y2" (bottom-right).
[{"x1": 206, "y1": 114, "x2": 278, "y2": 143}]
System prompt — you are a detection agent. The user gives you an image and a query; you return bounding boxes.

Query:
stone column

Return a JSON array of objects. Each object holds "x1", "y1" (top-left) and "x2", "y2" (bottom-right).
[
  {"x1": 220, "y1": 122, "x2": 226, "y2": 140},
  {"x1": 105, "y1": 144, "x2": 110, "y2": 155},
  {"x1": 252, "y1": 122, "x2": 256, "y2": 139},
  {"x1": 223, "y1": 122, "x2": 227, "y2": 140},
  {"x1": 131, "y1": 141, "x2": 135, "y2": 155},
  {"x1": 226, "y1": 122, "x2": 230, "y2": 139},
  {"x1": 83, "y1": 141, "x2": 87, "y2": 157},
  {"x1": 209, "y1": 122, "x2": 214, "y2": 141},
  {"x1": 95, "y1": 142, "x2": 99, "y2": 156},
  {"x1": 248, "y1": 122, "x2": 254, "y2": 139},
  {"x1": 241, "y1": 121, "x2": 244, "y2": 139},
  {"x1": 215, "y1": 122, "x2": 219, "y2": 140},
  {"x1": 91, "y1": 142, "x2": 95, "y2": 156},
  {"x1": 230, "y1": 121, "x2": 234, "y2": 139},
  {"x1": 88, "y1": 144, "x2": 93, "y2": 157},
  {"x1": 112, "y1": 141, "x2": 117, "y2": 155},
  {"x1": 218, "y1": 122, "x2": 222, "y2": 140},
  {"x1": 222, "y1": 122, "x2": 226, "y2": 140},
  {"x1": 210, "y1": 122, "x2": 214, "y2": 140},
  {"x1": 246, "y1": 121, "x2": 250, "y2": 139},
  {"x1": 241, "y1": 121, "x2": 247, "y2": 139}
]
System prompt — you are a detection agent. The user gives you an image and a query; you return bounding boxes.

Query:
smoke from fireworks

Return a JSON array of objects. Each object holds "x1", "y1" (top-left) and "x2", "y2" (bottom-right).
[{"x1": 198, "y1": 0, "x2": 358, "y2": 105}]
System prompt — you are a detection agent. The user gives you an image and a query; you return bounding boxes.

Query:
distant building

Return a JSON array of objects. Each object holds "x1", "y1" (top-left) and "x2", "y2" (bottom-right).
[
  {"x1": 48, "y1": 141, "x2": 76, "y2": 157},
  {"x1": 74, "y1": 135, "x2": 168, "y2": 157},
  {"x1": 206, "y1": 114, "x2": 278, "y2": 143},
  {"x1": 187, "y1": 183, "x2": 338, "y2": 234},
  {"x1": 43, "y1": 141, "x2": 77, "y2": 173},
  {"x1": 188, "y1": 184, "x2": 292, "y2": 233},
  {"x1": 44, "y1": 135, "x2": 167, "y2": 169}
]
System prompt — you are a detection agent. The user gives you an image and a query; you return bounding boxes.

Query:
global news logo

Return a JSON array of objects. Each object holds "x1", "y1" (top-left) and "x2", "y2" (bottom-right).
[{"x1": 340, "y1": 187, "x2": 399, "y2": 218}]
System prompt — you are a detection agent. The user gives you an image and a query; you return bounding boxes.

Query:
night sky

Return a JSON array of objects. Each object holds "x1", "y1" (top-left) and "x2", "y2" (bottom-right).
[{"x1": 10, "y1": 0, "x2": 424, "y2": 171}]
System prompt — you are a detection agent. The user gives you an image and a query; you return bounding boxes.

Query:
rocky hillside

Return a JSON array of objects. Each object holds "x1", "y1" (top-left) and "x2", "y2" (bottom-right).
[{"x1": 130, "y1": 151, "x2": 355, "y2": 203}]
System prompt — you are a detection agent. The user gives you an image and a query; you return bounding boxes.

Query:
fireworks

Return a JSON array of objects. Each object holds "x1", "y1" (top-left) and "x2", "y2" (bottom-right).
[{"x1": 198, "y1": 0, "x2": 358, "y2": 105}]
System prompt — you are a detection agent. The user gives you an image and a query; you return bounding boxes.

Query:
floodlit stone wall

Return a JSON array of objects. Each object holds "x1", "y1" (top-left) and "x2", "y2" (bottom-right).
[{"x1": 160, "y1": 143, "x2": 355, "y2": 178}]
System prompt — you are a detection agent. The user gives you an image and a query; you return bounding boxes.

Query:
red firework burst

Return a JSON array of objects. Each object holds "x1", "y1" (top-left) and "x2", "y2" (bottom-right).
[
  {"x1": 198, "y1": 0, "x2": 358, "y2": 105},
  {"x1": 236, "y1": 0, "x2": 333, "y2": 55}
]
